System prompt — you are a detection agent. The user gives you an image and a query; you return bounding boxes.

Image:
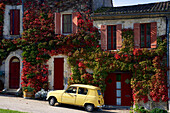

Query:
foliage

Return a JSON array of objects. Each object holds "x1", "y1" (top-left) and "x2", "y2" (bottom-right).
[
  {"x1": 0, "y1": 0, "x2": 168, "y2": 105},
  {"x1": 133, "y1": 105, "x2": 149, "y2": 113},
  {"x1": 150, "y1": 108, "x2": 167, "y2": 113},
  {"x1": 22, "y1": 86, "x2": 34, "y2": 92}
]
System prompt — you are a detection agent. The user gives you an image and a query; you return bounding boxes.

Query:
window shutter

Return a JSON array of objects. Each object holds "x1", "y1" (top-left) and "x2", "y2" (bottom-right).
[
  {"x1": 72, "y1": 12, "x2": 78, "y2": 33},
  {"x1": 10, "y1": 9, "x2": 20, "y2": 35},
  {"x1": 116, "y1": 24, "x2": 122, "y2": 49},
  {"x1": 151, "y1": 22, "x2": 157, "y2": 48},
  {"x1": 55, "y1": 13, "x2": 61, "y2": 34},
  {"x1": 134, "y1": 23, "x2": 140, "y2": 48},
  {"x1": 100, "y1": 25, "x2": 107, "y2": 50}
]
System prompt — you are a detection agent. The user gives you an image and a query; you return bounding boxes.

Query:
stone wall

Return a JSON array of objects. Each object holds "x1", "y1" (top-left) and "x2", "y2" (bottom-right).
[
  {"x1": 4, "y1": 49, "x2": 23, "y2": 89},
  {"x1": 3, "y1": 5, "x2": 23, "y2": 39},
  {"x1": 47, "y1": 54, "x2": 71, "y2": 90},
  {"x1": 93, "y1": 17, "x2": 167, "y2": 36}
]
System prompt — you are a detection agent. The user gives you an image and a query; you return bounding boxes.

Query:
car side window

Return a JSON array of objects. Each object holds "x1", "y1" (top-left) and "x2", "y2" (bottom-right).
[
  {"x1": 65, "y1": 87, "x2": 77, "y2": 93},
  {"x1": 78, "y1": 88, "x2": 88, "y2": 95}
]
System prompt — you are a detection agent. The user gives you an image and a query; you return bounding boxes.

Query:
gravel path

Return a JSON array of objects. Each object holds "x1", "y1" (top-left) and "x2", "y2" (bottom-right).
[{"x1": 0, "y1": 94, "x2": 130, "y2": 113}]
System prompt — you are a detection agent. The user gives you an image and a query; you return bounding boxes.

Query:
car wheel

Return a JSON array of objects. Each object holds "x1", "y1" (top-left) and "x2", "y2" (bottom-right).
[
  {"x1": 85, "y1": 104, "x2": 94, "y2": 112},
  {"x1": 49, "y1": 97, "x2": 56, "y2": 106}
]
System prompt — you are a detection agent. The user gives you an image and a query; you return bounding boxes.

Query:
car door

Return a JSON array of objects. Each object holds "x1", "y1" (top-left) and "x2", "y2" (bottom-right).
[
  {"x1": 61, "y1": 86, "x2": 77, "y2": 105},
  {"x1": 75, "y1": 87, "x2": 88, "y2": 106}
]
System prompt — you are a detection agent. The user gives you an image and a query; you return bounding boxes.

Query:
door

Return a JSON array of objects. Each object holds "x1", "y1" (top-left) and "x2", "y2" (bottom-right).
[
  {"x1": 9, "y1": 57, "x2": 20, "y2": 89},
  {"x1": 104, "y1": 73, "x2": 132, "y2": 106},
  {"x1": 75, "y1": 87, "x2": 88, "y2": 106},
  {"x1": 62, "y1": 86, "x2": 77, "y2": 104},
  {"x1": 54, "y1": 58, "x2": 64, "y2": 90}
]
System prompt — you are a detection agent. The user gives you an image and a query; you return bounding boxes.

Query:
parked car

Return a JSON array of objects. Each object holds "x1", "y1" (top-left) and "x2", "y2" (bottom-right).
[{"x1": 46, "y1": 84, "x2": 104, "y2": 112}]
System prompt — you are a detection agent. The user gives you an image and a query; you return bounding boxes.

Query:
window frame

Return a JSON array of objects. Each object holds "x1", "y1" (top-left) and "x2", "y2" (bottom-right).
[
  {"x1": 107, "y1": 25, "x2": 117, "y2": 50},
  {"x1": 140, "y1": 23, "x2": 151, "y2": 48},
  {"x1": 62, "y1": 14, "x2": 72, "y2": 34}
]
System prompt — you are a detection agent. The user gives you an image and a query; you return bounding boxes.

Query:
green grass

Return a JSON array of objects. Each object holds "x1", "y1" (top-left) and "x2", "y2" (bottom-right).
[{"x1": 0, "y1": 108, "x2": 27, "y2": 113}]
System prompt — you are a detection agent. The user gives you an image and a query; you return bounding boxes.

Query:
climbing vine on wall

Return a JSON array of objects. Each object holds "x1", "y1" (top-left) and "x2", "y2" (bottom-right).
[{"x1": 0, "y1": 0, "x2": 168, "y2": 104}]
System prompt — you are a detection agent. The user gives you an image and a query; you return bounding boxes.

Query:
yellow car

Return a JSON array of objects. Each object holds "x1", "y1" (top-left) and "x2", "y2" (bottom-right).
[{"x1": 46, "y1": 84, "x2": 104, "y2": 112}]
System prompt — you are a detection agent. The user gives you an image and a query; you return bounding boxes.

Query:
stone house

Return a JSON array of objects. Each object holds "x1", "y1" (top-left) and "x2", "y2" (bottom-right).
[
  {"x1": 0, "y1": 0, "x2": 170, "y2": 111},
  {"x1": 92, "y1": 1, "x2": 170, "y2": 110},
  {"x1": 0, "y1": 0, "x2": 113, "y2": 94}
]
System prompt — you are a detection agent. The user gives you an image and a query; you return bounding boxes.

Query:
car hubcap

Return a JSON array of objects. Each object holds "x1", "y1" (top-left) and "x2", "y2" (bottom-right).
[
  {"x1": 87, "y1": 105, "x2": 92, "y2": 111},
  {"x1": 50, "y1": 99, "x2": 54, "y2": 104}
]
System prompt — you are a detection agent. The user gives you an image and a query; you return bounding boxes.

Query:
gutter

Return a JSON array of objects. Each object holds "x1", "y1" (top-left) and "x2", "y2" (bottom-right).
[{"x1": 91, "y1": 12, "x2": 170, "y2": 20}]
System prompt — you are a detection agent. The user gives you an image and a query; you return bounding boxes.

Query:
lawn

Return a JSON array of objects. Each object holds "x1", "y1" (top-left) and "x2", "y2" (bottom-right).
[{"x1": 0, "y1": 108, "x2": 27, "y2": 113}]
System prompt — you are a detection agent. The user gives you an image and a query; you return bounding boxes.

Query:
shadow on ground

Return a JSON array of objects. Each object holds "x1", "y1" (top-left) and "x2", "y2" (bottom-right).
[{"x1": 54, "y1": 104, "x2": 118, "y2": 113}]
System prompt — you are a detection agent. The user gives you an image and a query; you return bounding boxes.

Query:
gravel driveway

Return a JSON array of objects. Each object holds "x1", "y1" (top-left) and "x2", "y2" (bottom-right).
[{"x1": 0, "y1": 94, "x2": 130, "y2": 113}]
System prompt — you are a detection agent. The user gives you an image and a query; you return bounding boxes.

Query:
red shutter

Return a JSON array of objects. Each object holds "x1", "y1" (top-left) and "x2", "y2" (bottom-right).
[
  {"x1": 14, "y1": 10, "x2": 20, "y2": 35},
  {"x1": 10, "y1": 10, "x2": 20, "y2": 35},
  {"x1": 100, "y1": 25, "x2": 107, "y2": 50},
  {"x1": 151, "y1": 22, "x2": 157, "y2": 48},
  {"x1": 134, "y1": 23, "x2": 140, "y2": 48},
  {"x1": 55, "y1": 13, "x2": 61, "y2": 34},
  {"x1": 116, "y1": 24, "x2": 122, "y2": 49},
  {"x1": 72, "y1": 12, "x2": 78, "y2": 33}
]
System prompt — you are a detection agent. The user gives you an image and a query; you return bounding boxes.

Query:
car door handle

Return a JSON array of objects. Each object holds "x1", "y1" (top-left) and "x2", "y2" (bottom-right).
[{"x1": 74, "y1": 95, "x2": 77, "y2": 97}]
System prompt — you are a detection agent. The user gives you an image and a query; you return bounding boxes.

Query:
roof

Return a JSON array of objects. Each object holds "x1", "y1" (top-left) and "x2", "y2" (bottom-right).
[
  {"x1": 92, "y1": 1, "x2": 170, "y2": 20},
  {"x1": 70, "y1": 84, "x2": 100, "y2": 90}
]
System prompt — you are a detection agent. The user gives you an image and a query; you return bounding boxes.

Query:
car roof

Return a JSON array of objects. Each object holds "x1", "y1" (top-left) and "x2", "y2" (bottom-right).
[{"x1": 70, "y1": 84, "x2": 100, "y2": 90}]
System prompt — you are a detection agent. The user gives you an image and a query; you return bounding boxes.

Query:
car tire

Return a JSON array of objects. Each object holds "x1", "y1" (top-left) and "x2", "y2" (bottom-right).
[
  {"x1": 85, "y1": 104, "x2": 94, "y2": 112},
  {"x1": 49, "y1": 97, "x2": 56, "y2": 106}
]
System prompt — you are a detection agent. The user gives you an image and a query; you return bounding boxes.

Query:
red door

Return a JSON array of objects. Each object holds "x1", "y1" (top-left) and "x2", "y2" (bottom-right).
[
  {"x1": 9, "y1": 57, "x2": 20, "y2": 89},
  {"x1": 54, "y1": 58, "x2": 64, "y2": 90},
  {"x1": 104, "y1": 73, "x2": 132, "y2": 106},
  {"x1": 104, "y1": 73, "x2": 116, "y2": 105}
]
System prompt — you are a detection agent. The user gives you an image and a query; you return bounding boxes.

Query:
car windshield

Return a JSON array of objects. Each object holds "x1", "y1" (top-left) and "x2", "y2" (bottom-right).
[{"x1": 97, "y1": 90, "x2": 102, "y2": 95}]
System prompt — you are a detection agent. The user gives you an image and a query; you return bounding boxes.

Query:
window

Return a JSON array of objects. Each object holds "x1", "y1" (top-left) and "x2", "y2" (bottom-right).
[
  {"x1": 107, "y1": 25, "x2": 116, "y2": 50},
  {"x1": 62, "y1": 14, "x2": 72, "y2": 34},
  {"x1": 65, "y1": 87, "x2": 77, "y2": 93},
  {"x1": 116, "y1": 74, "x2": 121, "y2": 106},
  {"x1": 140, "y1": 23, "x2": 151, "y2": 48},
  {"x1": 78, "y1": 88, "x2": 88, "y2": 95},
  {"x1": 10, "y1": 9, "x2": 20, "y2": 35}
]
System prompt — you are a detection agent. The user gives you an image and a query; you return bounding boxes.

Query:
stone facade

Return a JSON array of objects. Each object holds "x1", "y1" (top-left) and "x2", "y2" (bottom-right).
[
  {"x1": 4, "y1": 49, "x2": 23, "y2": 89},
  {"x1": 93, "y1": 17, "x2": 166, "y2": 37},
  {"x1": 3, "y1": 5, "x2": 23, "y2": 39},
  {"x1": 47, "y1": 54, "x2": 71, "y2": 90}
]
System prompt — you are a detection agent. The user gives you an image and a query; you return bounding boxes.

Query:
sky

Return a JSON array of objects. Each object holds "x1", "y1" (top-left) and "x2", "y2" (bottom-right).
[{"x1": 113, "y1": 0, "x2": 170, "y2": 7}]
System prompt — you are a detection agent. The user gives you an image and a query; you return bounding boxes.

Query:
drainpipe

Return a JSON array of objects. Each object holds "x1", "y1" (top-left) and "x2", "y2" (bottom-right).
[{"x1": 166, "y1": 16, "x2": 170, "y2": 111}]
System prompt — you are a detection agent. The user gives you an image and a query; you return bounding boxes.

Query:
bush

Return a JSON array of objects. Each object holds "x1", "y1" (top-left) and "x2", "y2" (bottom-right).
[{"x1": 150, "y1": 108, "x2": 167, "y2": 113}]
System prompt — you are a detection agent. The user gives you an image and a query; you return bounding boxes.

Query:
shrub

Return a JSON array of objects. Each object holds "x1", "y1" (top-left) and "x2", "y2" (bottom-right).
[{"x1": 150, "y1": 108, "x2": 167, "y2": 113}]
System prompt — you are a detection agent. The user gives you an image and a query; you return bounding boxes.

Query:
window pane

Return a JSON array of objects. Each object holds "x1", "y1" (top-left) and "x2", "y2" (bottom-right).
[
  {"x1": 66, "y1": 87, "x2": 77, "y2": 93},
  {"x1": 146, "y1": 35, "x2": 150, "y2": 48},
  {"x1": 108, "y1": 26, "x2": 111, "y2": 50},
  {"x1": 117, "y1": 98, "x2": 121, "y2": 105},
  {"x1": 116, "y1": 82, "x2": 121, "y2": 89},
  {"x1": 140, "y1": 24, "x2": 145, "y2": 48},
  {"x1": 146, "y1": 24, "x2": 151, "y2": 48},
  {"x1": 113, "y1": 26, "x2": 116, "y2": 49},
  {"x1": 78, "y1": 88, "x2": 88, "y2": 95},
  {"x1": 63, "y1": 14, "x2": 72, "y2": 33},
  {"x1": 97, "y1": 90, "x2": 102, "y2": 95},
  {"x1": 117, "y1": 90, "x2": 121, "y2": 97},
  {"x1": 116, "y1": 74, "x2": 121, "y2": 81}
]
